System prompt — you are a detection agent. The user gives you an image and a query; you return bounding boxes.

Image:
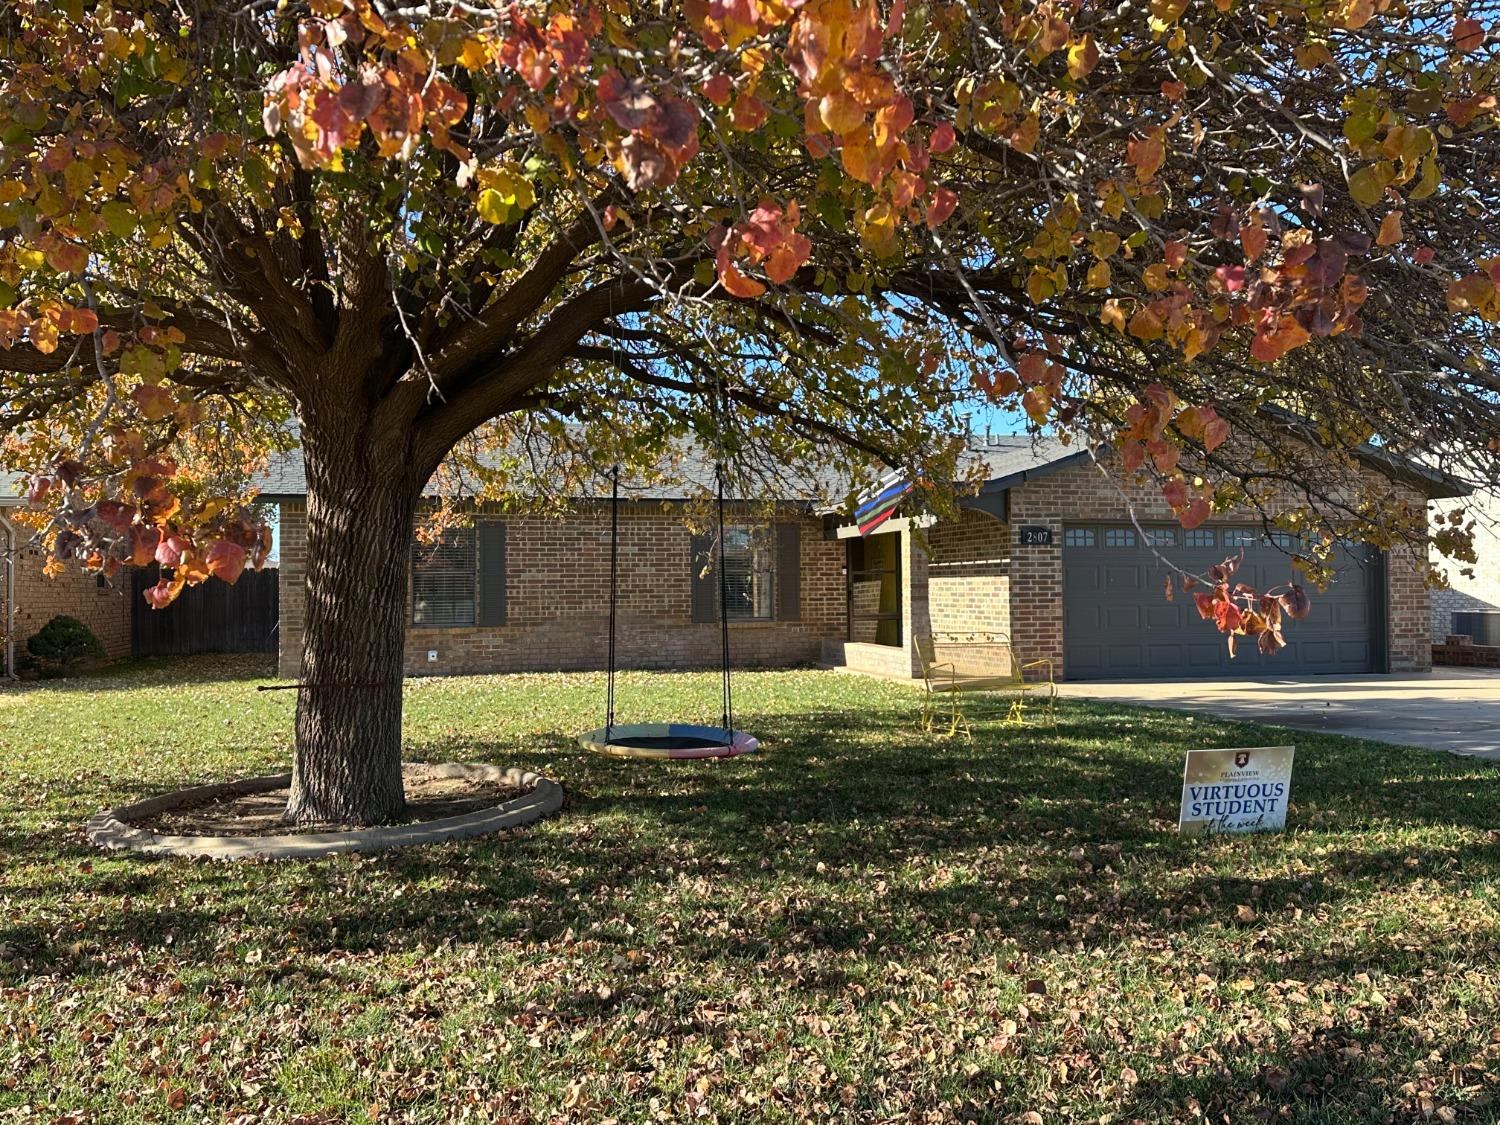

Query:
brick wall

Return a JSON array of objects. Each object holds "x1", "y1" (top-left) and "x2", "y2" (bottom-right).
[
  {"x1": 1005, "y1": 459, "x2": 1432, "y2": 678},
  {"x1": 4, "y1": 540, "x2": 132, "y2": 663},
  {"x1": 276, "y1": 500, "x2": 844, "y2": 679},
  {"x1": 1429, "y1": 489, "x2": 1500, "y2": 641},
  {"x1": 927, "y1": 508, "x2": 1011, "y2": 638}
]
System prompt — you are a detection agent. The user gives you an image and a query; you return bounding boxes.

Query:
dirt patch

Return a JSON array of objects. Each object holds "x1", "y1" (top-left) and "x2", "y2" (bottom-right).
[{"x1": 132, "y1": 764, "x2": 528, "y2": 837}]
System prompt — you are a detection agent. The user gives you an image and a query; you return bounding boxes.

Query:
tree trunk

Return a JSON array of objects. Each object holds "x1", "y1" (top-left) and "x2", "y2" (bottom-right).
[{"x1": 285, "y1": 430, "x2": 421, "y2": 826}]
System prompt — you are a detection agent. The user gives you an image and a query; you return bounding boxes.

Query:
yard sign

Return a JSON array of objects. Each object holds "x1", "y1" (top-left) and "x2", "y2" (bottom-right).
[{"x1": 1178, "y1": 746, "x2": 1295, "y2": 836}]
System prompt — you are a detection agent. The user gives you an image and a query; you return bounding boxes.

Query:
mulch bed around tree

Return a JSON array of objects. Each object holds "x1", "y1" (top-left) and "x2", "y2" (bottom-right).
[{"x1": 129, "y1": 764, "x2": 528, "y2": 837}]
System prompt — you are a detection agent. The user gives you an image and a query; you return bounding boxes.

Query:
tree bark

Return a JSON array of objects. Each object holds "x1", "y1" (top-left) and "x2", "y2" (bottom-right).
[{"x1": 285, "y1": 428, "x2": 422, "y2": 826}]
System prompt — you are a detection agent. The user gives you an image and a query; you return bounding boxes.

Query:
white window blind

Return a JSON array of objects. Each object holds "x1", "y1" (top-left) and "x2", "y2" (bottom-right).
[
  {"x1": 412, "y1": 527, "x2": 476, "y2": 627},
  {"x1": 721, "y1": 525, "x2": 775, "y2": 621}
]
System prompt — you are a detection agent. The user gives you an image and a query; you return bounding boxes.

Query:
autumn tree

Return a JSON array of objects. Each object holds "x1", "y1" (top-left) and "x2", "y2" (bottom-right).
[{"x1": 1, "y1": 0, "x2": 1495, "y2": 824}]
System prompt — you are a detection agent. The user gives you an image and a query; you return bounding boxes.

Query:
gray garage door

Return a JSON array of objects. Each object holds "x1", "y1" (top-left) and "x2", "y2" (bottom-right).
[{"x1": 1062, "y1": 525, "x2": 1383, "y2": 679}]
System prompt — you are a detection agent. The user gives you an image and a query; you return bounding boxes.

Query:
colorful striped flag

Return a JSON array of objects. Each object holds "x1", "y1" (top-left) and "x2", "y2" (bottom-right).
[{"x1": 854, "y1": 470, "x2": 914, "y2": 535}]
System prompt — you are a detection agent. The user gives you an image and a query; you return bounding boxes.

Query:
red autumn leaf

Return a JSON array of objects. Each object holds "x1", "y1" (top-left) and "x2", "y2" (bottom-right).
[
  {"x1": 618, "y1": 135, "x2": 671, "y2": 191},
  {"x1": 1163, "y1": 240, "x2": 1187, "y2": 269},
  {"x1": 132, "y1": 384, "x2": 176, "y2": 422},
  {"x1": 1202, "y1": 414, "x2": 1230, "y2": 453},
  {"x1": 95, "y1": 500, "x2": 136, "y2": 532},
  {"x1": 1126, "y1": 133, "x2": 1164, "y2": 180},
  {"x1": 1162, "y1": 478, "x2": 1188, "y2": 508},
  {"x1": 1258, "y1": 628, "x2": 1286, "y2": 655},
  {"x1": 701, "y1": 73, "x2": 733, "y2": 106},
  {"x1": 926, "y1": 185, "x2": 958, "y2": 228},
  {"x1": 143, "y1": 576, "x2": 183, "y2": 609},
  {"x1": 597, "y1": 69, "x2": 657, "y2": 130},
  {"x1": 65, "y1": 307, "x2": 99, "y2": 335},
  {"x1": 1214, "y1": 264, "x2": 1246, "y2": 292},
  {"x1": 205, "y1": 538, "x2": 248, "y2": 584},
  {"x1": 929, "y1": 121, "x2": 956, "y2": 154},
  {"x1": 1179, "y1": 497, "x2": 1212, "y2": 529},
  {"x1": 1192, "y1": 591, "x2": 1216, "y2": 620},
  {"x1": 1214, "y1": 598, "x2": 1243, "y2": 633},
  {"x1": 1240, "y1": 223, "x2": 1267, "y2": 263},
  {"x1": 155, "y1": 533, "x2": 190, "y2": 568},
  {"x1": 1016, "y1": 351, "x2": 1049, "y2": 384},
  {"x1": 716, "y1": 256, "x2": 765, "y2": 298},
  {"x1": 1147, "y1": 437, "x2": 1180, "y2": 474},
  {"x1": 1453, "y1": 17, "x2": 1485, "y2": 52},
  {"x1": 130, "y1": 524, "x2": 161, "y2": 567},
  {"x1": 1279, "y1": 585, "x2": 1311, "y2": 620},
  {"x1": 1164, "y1": 575, "x2": 1174, "y2": 601}
]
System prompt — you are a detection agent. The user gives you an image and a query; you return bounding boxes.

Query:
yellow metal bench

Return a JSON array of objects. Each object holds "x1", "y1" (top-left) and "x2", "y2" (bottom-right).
[{"x1": 915, "y1": 632, "x2": 1056, "y2": 739}]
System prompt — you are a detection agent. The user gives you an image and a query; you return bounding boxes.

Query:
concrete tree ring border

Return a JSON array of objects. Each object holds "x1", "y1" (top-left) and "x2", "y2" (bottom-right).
[{"x1": 85, "y1": 763, "x2": 564, "y2": 861}]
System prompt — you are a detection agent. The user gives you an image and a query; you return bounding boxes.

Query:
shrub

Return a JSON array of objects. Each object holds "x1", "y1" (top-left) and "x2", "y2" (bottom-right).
[{"x1": 26, "y1": 615, "x2": 106, "y2": 674}]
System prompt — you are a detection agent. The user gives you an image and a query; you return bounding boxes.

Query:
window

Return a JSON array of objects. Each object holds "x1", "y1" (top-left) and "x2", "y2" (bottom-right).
[
  {"x1": 412, "y1": 527, "x2": 476, "y2": 627},
  {"x1": 1063, "y1": 528, "x2": 1095, "y2": 548},
  {"x1": 721, "y1": 525, "x2": 775, "y2": 621},
  {"x1": 1185, "y1": 529, "x2": 1216, "y2": 548},
  {"x1": 1104, "y1": 528, "x2": 1136, "y2": 547},
  {"x1": 1146, "y1": 528, "x2": 1176, "y2": 548},
  {"x1": 1223, "y1": 529, "x2": 1259, "y2": 548},
  {"x1": 847, "y1": 533, "x2": 902, "y2": 647},
  {"x1": 1269, "y1": 531, "x2": 1301, "y2": 550}
]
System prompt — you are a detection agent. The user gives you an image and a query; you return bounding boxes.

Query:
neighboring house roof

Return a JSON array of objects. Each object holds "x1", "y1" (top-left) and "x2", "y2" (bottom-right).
[
  {"x1": 251, "y1": 442, "x2": 852, "y2": 503},
  {"x1": 250, "y1": 425, "x2": 1468, "y2": 505},
  {"x1": 251, "y1": 434, "x2": 1079, "y2": 505},
  {"x1": 0, "y1": 473, "x2": 24, "y2": 507}
]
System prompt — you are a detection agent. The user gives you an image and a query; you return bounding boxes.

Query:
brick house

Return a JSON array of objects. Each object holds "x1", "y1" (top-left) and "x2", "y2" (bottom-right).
[
  {"x1": 262, "y1": 436, "x2": 1457, "y2": 683},
  {"x1": 1429, "y1": 487, "x2": 1500, "y2": 642},
  {"x1": 1, "y1": 484, "x2": 132, "y2": 676}
]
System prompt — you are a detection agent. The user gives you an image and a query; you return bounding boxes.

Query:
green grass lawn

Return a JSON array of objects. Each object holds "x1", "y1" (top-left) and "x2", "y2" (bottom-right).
[{"x1": 2, "y1": 657, "x2": 1497, "y2": 1124}]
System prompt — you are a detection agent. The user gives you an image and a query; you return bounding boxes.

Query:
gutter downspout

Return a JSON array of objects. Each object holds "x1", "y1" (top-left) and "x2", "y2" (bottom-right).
[{"x1": 0, "y1": 511, "x2": 15, "y2": 679}]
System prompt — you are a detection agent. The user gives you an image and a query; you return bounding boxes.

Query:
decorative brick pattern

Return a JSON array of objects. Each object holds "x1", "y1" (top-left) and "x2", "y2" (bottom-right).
[
  {"x1": 3, "y1": 541, "x2": 131, "y2": 662},
  {"x1": 928, "y1": 509, "x2": 1011, "y2": 639},
  {"x1": 277, "y1": 501, "x2": 844, "y2": 678}
]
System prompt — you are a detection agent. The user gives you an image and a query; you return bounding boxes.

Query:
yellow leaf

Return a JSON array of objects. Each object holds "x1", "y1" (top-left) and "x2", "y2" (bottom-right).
[
  {"x1": 1026, "y1": 267, "x2": 1055, "y2": 305},
  {"x1": 1086, "y1": 260, "x2": 1111, "y2": 289},
  {"x1": 1376, "y1": 210, "x2": 1403, "y2": 246},
  {"x1": 1347, "y1": 162, "x2": 1392, "y2": 207},
  {"x1": 1067, "y1": 36, "x2": 1098, "y2": 80},
  {"x1": 458, "y1": 37, "x2": 490, "y2": 70},
  {"x1": 475, "y1": 189, "x2": 511, "y2": 225}
]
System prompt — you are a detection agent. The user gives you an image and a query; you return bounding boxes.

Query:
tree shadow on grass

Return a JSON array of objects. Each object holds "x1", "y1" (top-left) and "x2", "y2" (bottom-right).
[{"x1": 6, "y1": 695, "x2": 1496, "y2": 1000}]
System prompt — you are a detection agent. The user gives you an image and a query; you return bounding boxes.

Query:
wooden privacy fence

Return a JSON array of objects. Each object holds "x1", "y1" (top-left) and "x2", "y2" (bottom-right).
[{"x1": 131, "y1": 567, "x2": 279, "y2": 656}]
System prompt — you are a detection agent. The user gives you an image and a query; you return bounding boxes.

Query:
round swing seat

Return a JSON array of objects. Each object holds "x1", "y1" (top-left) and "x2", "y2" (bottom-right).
[{"x1": 577, "y1": 723, "x2": 759, "y2": 760}]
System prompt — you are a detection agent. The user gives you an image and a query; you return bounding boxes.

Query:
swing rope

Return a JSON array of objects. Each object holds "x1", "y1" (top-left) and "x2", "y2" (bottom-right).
[
  {"x1": 715, "y1": 461, "x2": 733, "y2": 736},
  {"x1": 605, "y1": 462, "x2": 620, "y2": 744}
]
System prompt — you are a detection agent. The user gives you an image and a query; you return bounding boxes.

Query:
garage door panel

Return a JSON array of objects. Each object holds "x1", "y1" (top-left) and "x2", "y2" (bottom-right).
[
  {"x1": 1063, "y1": 525, "x2": 1377, "y2": 679},
  {"x1": 1145, "y1": 605, "x2": 1179, "y2": 628},
  {"x1": 1069, "y1": 565, "x2": 1102, "y2": 592},
  {"x1": 1335, "y1": 604, "x2": 1368, "y2": 627}
]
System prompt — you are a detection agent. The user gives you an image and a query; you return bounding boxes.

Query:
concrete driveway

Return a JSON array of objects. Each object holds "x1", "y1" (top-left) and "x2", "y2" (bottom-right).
[{"x1": 1058, "y1": 670, "x2": 1500, "y2": 762}]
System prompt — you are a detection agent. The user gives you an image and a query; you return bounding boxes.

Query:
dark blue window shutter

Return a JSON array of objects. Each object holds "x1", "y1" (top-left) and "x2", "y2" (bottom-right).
[
  {"x1": 776, "y1": 522, "x2": 801, "y2": 620},
  {"x1": 690, "y1": 532, "x2": 717, "y2": 624},
  {"x1": 478, "y1": 521, "x2": 507, "y2": 626}
]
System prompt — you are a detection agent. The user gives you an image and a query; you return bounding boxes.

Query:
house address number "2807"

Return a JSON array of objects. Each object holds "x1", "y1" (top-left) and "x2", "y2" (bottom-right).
[{"x1": 1019, "y1": 526, "x2": 1054, "y2": 546}]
